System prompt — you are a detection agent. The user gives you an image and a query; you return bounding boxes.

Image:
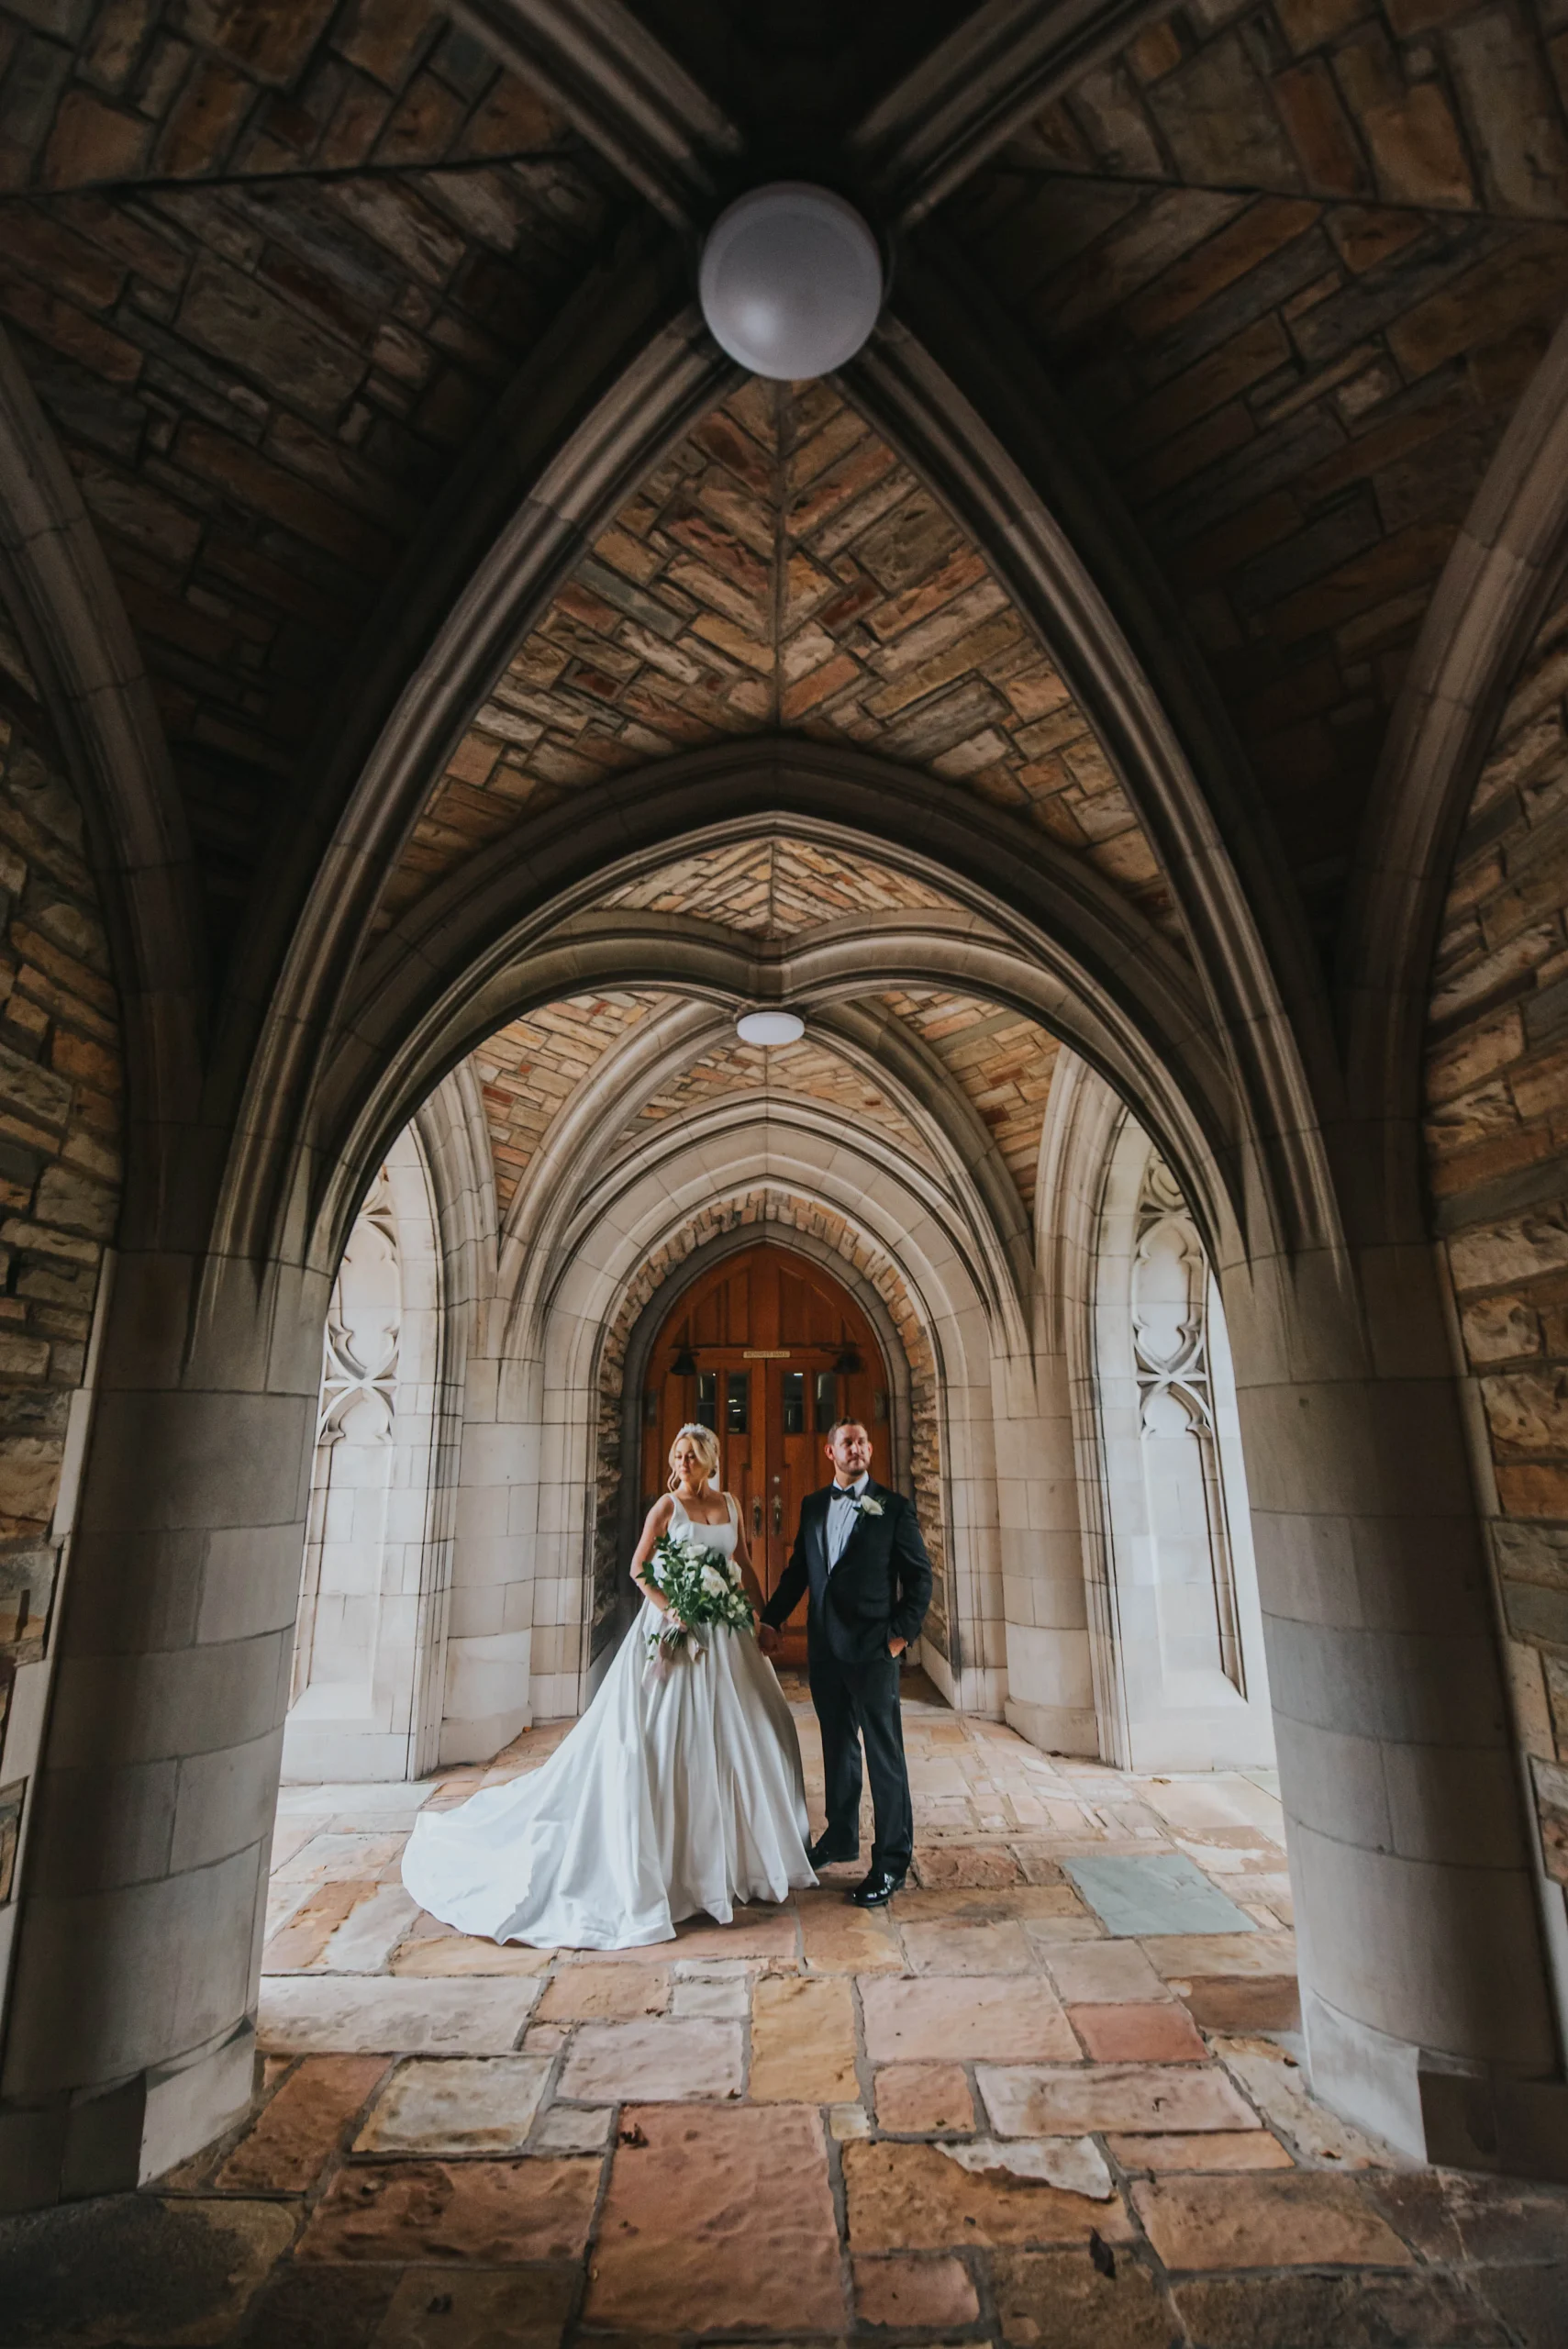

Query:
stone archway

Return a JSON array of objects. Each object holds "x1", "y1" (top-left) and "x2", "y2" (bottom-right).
[{"x1": 593, "y1": 1191, "x2": 945, "y2": 1666}]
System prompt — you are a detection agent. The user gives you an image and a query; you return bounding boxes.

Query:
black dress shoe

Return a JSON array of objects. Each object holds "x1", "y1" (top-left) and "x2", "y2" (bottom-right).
[
  {"x1": 808, "y1": 1833, "x2": 860, "y2": 1867},
  {"x1": 847, "y1": 1867, "x2": 906, "y2": 1907}
]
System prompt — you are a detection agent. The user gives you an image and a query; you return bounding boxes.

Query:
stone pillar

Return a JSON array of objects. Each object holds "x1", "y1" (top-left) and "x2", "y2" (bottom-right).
[
  {"x1": 442, "y1": 1343, "x2": 541, "y2": 1759},
  {"x1": 0, "y1": 1246, "x2": 323, "y2": 2210},
  {"x1": 1228, "y1": 1241, "x2": 1568, "y2": 2174}
]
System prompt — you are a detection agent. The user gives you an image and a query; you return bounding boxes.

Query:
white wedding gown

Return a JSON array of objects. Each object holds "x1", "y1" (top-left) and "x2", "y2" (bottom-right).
[{"x1": 401, "y1": 1495, "x2": 816, "y2": 1948}]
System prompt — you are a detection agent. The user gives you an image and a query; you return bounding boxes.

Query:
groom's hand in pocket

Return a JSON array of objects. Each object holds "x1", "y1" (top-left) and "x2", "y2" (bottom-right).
[{"x1": 888, "y1": 1635, "x2": 907, "y2": 1657}]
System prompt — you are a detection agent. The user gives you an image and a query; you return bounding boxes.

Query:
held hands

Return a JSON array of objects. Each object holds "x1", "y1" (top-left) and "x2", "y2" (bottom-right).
[{"x1": 757, "y1": 1622, "x2": 783, "y2": 1656}]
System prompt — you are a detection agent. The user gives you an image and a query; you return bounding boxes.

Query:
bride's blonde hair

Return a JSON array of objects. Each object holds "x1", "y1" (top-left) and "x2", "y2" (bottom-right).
[{"x1": 667, "y1": 1421, "x2": 721, "y2": 1491}]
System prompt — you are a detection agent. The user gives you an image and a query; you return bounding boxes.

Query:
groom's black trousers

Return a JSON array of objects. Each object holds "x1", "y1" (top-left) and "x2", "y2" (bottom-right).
[{"x1": 809, "y1": 1638, "x2": 913, "y2": 1876}]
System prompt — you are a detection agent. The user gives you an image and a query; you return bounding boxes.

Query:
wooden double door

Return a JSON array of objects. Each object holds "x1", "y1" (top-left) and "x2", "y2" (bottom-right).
[{"x1": 642, "y1": 1245, "x2": 889, "y2": 1662}]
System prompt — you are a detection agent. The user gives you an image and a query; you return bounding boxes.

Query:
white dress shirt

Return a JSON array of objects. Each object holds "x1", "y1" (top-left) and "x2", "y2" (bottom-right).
[{"x1": 828, "y1": 1473, "x2": 869, "y2": 1570}]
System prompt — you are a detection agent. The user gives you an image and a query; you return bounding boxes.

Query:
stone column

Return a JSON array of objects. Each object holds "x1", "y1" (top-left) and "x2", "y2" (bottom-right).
[
  {"x1": 1227, "y1": 1241, "x2": 1568, "y2": 2174},
  {"x1": 0, "y1": 1245, "x2": 323, "y2": 2210}
]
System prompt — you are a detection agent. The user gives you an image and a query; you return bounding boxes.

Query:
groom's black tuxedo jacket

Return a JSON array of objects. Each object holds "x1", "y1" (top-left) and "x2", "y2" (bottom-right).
[{"x1": 762, "y1": 1479, "x2": 933, "y2": 1664}]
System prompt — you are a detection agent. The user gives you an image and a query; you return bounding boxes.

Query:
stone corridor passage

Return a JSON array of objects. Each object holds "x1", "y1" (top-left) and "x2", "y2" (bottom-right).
[{"x1": 7, "y1": 1683, "x2": 1562, "y2": 2347}]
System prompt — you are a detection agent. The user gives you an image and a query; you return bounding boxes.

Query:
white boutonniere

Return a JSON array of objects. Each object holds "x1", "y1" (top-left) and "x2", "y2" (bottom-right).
[{"x1": 856, "y1": 1495, "x2": 884, "y2": 1518}]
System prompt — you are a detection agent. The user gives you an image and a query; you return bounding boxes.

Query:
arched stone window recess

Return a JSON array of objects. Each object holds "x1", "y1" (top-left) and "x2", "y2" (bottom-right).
[{"x1": 284, "y1": 1130, "x2": 456, "y2": 1785}]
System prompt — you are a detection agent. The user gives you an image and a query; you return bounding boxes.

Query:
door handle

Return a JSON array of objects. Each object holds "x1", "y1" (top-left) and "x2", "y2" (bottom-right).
[
  {"x1": 751, "y1": 1496, "x2": 762, "y2": 1537},
  {"x1": 773, "y1": 1496, "x2": 782, "y2": 1535}
]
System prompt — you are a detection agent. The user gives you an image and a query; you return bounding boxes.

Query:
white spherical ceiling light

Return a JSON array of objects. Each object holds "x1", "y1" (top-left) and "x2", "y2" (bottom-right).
[
  {"x1": 736, "y1": 1009, "x2": 805, "y2": 1046},
  {"x1": 699, "y1": 184, "x2": 883, "y2": 380}
]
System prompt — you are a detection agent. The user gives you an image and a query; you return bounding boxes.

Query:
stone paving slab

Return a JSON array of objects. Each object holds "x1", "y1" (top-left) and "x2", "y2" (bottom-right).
[
  {"x1": 1106, "y1": 2129, "x2": 1295, "y2": 2171},
  {"x1": 373, "y1": 2263, "x2": 577, "y2": 2347},
  {"x1": 851, "y1": 2250, "x2": 980, "y2": 2328},
  {"x1": 554, "y1": 2016, "x2": 744, "y2": 2101},
  {"x1": 993, "y1": 2247, "x2": 1176, "y2": 2348},
  {"x1": 1133, "y1": 2170, "x2": 1416, "y2": 2271},
  {"x1": 388, "y1": 1935, "x2": 551, "y2": 1977},
  {"x1": 977, "y1": 2060, "x2": 1259, "y2": 2137},
  {"x1": 1170, "y1": 2267, "x2": 1516, "y2": 2347},
  {"x1": 1144, "y1": 1929, "x2": 1296, "y2": 1977},
  {"x1": 534, "y1": 1964, "x2": 669, "y2": 2020},
  {"x1": 1177, "y1": 1971, "x2": 1301, "y2": 2032},
  {"x1": 750, "y1": 1974, "x2": 858, "y2": 2102},
  {"x1": 297, "y1": 2158, "x2": 600, "y2": 2264},
  {"x1": 874, "y1": 2061, "x2": 975, "y2": 2132},
  {"x1": 1064, "y1": 1852, "x2": 1260, "y2": 1936},
  {"x1": 901, "y1": 1917, "x2": 1036, "y2": 1973},
  {"x1": 259, "y1": 1976, "x2": 539, "y2": 2055},
  {"x1": 319, "y1": 1885, "x2": 423, "y2": 1974},
  {"x1": 216, "y1": 2055, "x2": 388, "y2": 2192},
  {"x1": 584, "y1": 2104, "x2": 845, "y2": 2333},
  {"x1": 353, "y1": 2055, "x2": 553, "y2": 2155},
  {"x1": 862, "y1": 1975, "x2": 1080, "y2": 2063},
  {"x1": 1067, "y1": 1999, "x2": 1208, "y2": 2063},
  {"x1": 842, "y1": 2138, "x2": 1137, "y2": 2251},
  {"x1": 1040, "y1": 1937, "x2": 1167, "y2": 2003},
  {"x1": 273, "y1": 1832, "x2": 408, "y2": 1884}
]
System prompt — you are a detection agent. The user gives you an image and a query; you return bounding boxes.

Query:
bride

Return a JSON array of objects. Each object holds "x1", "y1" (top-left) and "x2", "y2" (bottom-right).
[{"x1": 401, "y1": 1423, "x2": 816, "y2": 1948}]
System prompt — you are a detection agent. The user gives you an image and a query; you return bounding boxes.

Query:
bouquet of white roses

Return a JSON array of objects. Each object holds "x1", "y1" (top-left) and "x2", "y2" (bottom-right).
[{"x1": 638, "y1": 1530, "x2": 754, "y2": 1675}]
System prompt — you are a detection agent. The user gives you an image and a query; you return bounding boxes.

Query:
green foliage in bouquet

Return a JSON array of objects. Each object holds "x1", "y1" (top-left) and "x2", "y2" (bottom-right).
[{"x1": 638, "y1": 1530, "x2": 754, "y2": 1668}]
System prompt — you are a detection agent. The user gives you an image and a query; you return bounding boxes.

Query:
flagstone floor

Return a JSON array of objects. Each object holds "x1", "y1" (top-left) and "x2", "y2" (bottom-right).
[{"x1": 5, "y1": 1675, "x2": 1566, "y2": 2346}]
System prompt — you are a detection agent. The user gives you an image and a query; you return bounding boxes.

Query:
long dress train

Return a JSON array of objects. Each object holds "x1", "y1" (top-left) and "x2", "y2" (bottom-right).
[{"x1": 400, "y1": 1495, "x2": 816, "y2": 1948}]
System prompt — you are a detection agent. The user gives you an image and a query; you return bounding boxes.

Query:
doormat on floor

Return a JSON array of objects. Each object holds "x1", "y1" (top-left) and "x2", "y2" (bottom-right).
[{"x1": 1063, "y1": 1851, "x2": 1260, "y2": 1936}]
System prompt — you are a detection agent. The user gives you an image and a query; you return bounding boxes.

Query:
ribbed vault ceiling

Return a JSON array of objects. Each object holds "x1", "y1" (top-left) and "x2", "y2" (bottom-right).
[
  {"x1": 7, "y1": 0, "x2": 1568, "y2": 1172},
  {"x1": 473, "y1": 975, "x2": 1061, "y2": 1231},
  {"x1": 614, "y1": 1030, "x2": 940, "y2": 1171},
  {"x1": 470, "y1": 827, "x2": 1063, "y2": 1230},
  {"x1": 949, "y1": 0, "x2": 1568, "y2": 937},
  {"x1": 595, "y1": 836, "x2": 959, "y2": 933},
  {"x1": 382, "y1": 375, "x2": 1172, "y2": 937}
]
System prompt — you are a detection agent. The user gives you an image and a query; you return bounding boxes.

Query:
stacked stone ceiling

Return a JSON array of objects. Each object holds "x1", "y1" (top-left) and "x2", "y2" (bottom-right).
[
  {"x1": 879, "y1": 986, "x2": 1062, "y2": 1211},
  {"x1": 953, "y1": 0, "x2": 1568, "y2": 942},
  {"x1": 615, "y1": 1034, "x2": 940, "y2": 1171},
  {"x1": 473, "y1": 977, "x2": 1061, "y2": 1223},
  {"x1": 385, "y1": 376, "x2": 1173, "y2": 937},
  {"x1": 591, "y1": 838, "x2": 1061, "y2": 1208},
  {"x1": 473, "y1": 991, "x2": 659, "y2": 1212},
  {"x1": 0, "y1": 0, "x2": 617, "y2": 952},
  {"x1": 594, "y1": 836, "x2": 962, "y2": 934}
]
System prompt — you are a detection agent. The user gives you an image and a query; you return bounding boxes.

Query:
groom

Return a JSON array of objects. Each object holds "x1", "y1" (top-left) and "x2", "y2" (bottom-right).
[{"x1": 758, "y1": 1419, "x2": 932, "y2": 1907}]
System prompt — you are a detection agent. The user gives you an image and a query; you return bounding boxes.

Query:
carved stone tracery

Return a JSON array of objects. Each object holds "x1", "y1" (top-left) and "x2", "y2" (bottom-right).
[
  {"x1": 317, "y1": 1169, "x2": 401, "y2": 1450},
  {"x1": 1131, "y1": 1152, "x2": 1243, "y2": 1698}
]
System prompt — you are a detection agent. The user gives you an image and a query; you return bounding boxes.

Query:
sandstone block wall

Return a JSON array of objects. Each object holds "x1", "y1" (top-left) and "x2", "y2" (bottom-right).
[
  {"x1": 0, "y1": 690, "x2": 122, "y2": 1945},
  {"x1": 1428, "y1": 584, "x2": 1568, "y2": 1891}
]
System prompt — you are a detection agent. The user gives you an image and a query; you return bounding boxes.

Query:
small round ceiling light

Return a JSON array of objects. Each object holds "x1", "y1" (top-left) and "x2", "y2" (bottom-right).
[
  {"x1": 736, "y1": 1008, "x2": 805, "y2": 1047},
  {"x1": 699, "y1": 184, "x2": 883, "y2": 380}
]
